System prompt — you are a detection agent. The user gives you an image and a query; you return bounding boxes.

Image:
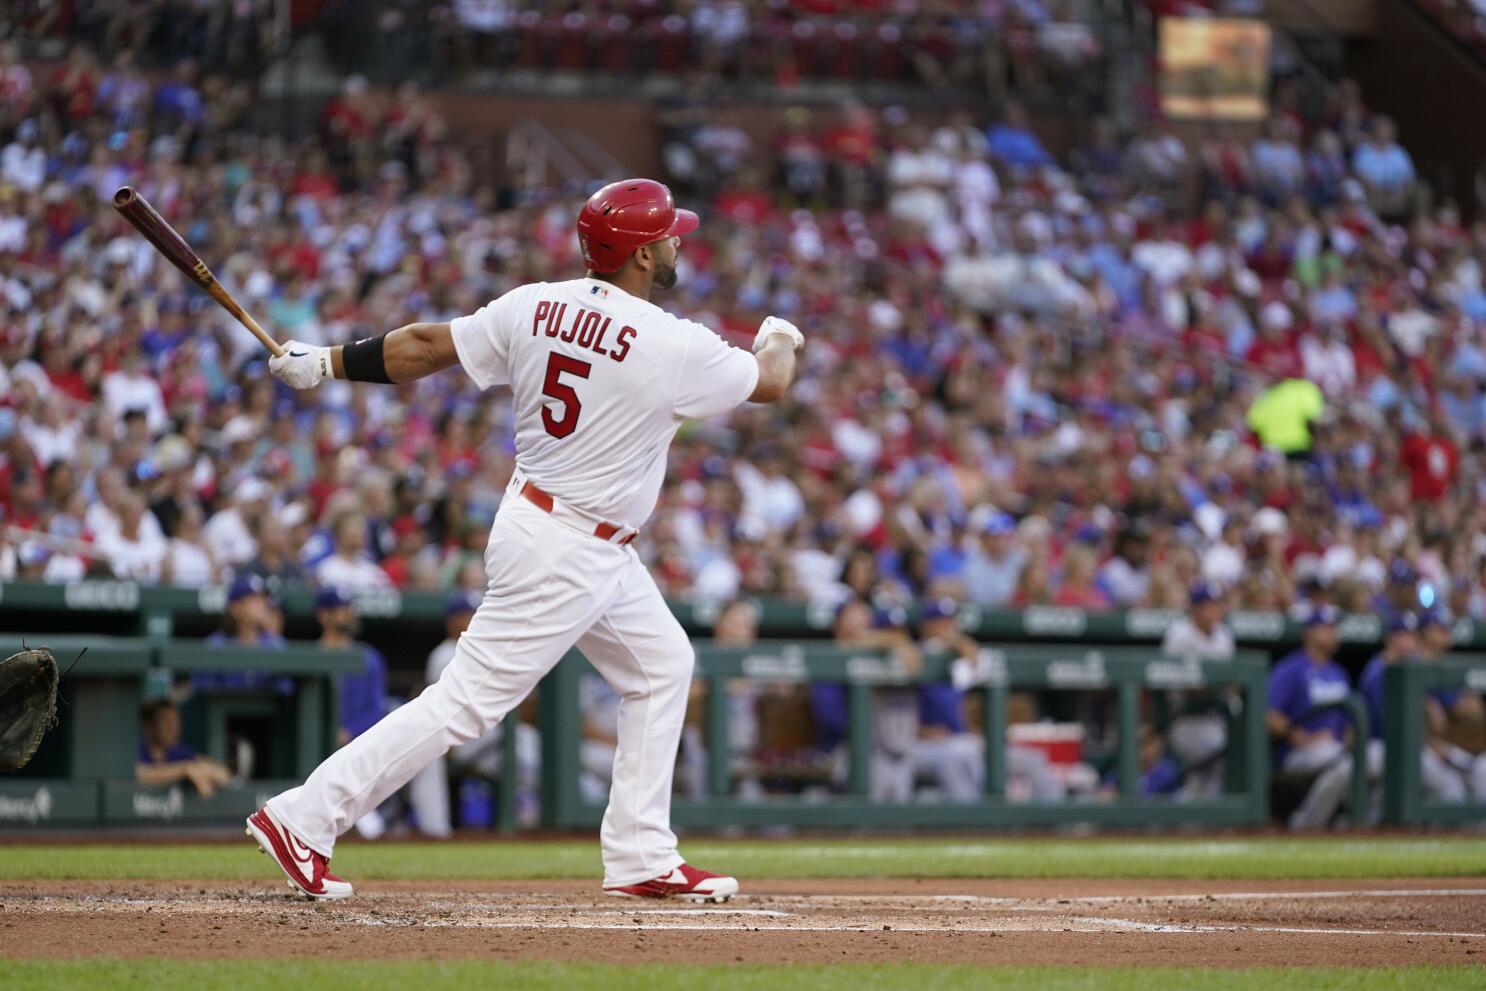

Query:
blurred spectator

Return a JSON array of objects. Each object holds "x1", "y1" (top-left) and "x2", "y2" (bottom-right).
[
  {"x1": 316, "y1": 511, "x2": 392, "y2": 588},
  {"x1": 1351, "y1": 116, "x2": 1415, "y2": 217},
  {"x1": 136, "y1": 698, "x2": 231, "y2": 798},
  {"x1": 1097, "y1": 525, "x2": 1150, "y2": 608},
  {"x1": 962, "y1": 511, "x2": 1025, "y2": 608},
  {"x1": 985, "y1": 102, "x2": 1052, "y2": 171},
  {"x1": 1246, "y1": 378, "x2": 1325, "y2": 457}
]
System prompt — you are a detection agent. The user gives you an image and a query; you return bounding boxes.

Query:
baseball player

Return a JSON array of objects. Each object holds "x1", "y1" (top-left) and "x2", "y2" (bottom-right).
[
  {"x1": 246, "y1": 178, "x2": 802, "y2": 902},
  {"x1": 1159, "y1": 581, "x2": 1235, "y2": 798}
]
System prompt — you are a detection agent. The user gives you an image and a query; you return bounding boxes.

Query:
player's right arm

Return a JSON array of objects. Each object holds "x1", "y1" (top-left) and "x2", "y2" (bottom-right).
[
  {"x1": 267, "y1": 322, "x2": 459, "y2": 389},
  {"x1": 269, "y1": 285, "x2": 529, "y2": 391}
]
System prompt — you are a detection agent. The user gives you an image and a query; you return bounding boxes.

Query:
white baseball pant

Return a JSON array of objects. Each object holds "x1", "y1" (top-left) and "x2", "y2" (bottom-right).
[{"x1": 268, "y1": 496, "x2": 695, "y2": 887}]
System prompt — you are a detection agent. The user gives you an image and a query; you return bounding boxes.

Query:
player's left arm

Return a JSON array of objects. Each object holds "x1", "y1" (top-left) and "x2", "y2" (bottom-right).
[
  {"x1": 748, "y1": 316, "x2": 803, "y2": 404},
  {"x1": 269, "y1": 323, "x2": 459, "y2": 389},
  {"x1": 750, "y1": 334, "x2": 798, "y2": 404}
]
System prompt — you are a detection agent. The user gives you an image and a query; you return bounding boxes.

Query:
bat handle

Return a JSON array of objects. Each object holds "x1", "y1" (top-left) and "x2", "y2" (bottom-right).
[
  {"x1": 240, "y1": 311, "x2": 286, "y2": 359},
  {"x1": 205, "y1": 281, "x2": 284, "y2": 358}
]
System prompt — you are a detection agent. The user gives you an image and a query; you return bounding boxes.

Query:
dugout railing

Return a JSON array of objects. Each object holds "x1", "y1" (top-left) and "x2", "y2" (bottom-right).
[
  {"x1": 1383, "y1": 655, "x2": 1486, "y2": 826},
  {"x1": 535, "y1": 644, "x2": 1274, "y2": 831},
  {"x1": 3, "y1": 579, "x2": 1484, "y2": 650}
]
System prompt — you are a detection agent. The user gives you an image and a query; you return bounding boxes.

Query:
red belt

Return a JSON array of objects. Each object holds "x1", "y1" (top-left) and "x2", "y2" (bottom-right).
[{"x1": 520, "y1": 481, "x2": 637, "y2": 546}]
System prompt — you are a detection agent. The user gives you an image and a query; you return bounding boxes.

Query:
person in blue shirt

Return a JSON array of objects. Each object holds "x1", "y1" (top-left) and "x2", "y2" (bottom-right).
[
  {"x1": 985, "y1": 102, "x2": 1053, "y2": 171},
  {"x1": 135, "y1": 698, "x2": 231, "y2": 798},
  {"x1": 195, "y1": 572, "x2": 290, "y2": 694},
  {"x1": 316, "y1": 585, "x2": 395, "y2": 838},
  {"x1": 1359, "y1": 612, "x2": 1418, "y2": 744},
  {"x1": 314, "y1": 586, "x2": 390, "y2": 747},
  {"x1": 1417, "y1": 609, "x2": 1486, "y2": 802},
  {"x1": 1268, "y1": 604, "x2": 1354, "y2": 828},
  {"x1": 912, "y1": 597, "x2": 983, "y2": 802},
  {"x1": 916, "y1": 598, "x2": 1064, "y2": 802},
  {"x1": 807, "y1": 599, "x2": 922, "y2": 801},
  {"x1": 1358, "y1": 611, "x2": 1420, "y2": 821}
]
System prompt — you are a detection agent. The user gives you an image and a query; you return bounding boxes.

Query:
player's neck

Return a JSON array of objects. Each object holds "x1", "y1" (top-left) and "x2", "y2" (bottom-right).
[{"x1": 587, "y1": 270, "x2": 651, "y2": 301}]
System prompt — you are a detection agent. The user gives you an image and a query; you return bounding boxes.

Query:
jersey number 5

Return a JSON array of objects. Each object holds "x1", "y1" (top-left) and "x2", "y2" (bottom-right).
[{"x1": 541, "y1": 353, "x2": 591, "y2": 439}]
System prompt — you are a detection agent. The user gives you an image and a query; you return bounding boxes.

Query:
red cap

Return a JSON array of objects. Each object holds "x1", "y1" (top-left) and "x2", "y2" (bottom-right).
[{"x1": 576, "y1": 178, "x2": 699, "y2": 273}]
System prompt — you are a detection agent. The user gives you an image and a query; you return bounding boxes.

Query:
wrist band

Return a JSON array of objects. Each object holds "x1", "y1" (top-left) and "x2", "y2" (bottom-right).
[{"x1": 342, "y1": 333, "x2": 392, "y2": 384}]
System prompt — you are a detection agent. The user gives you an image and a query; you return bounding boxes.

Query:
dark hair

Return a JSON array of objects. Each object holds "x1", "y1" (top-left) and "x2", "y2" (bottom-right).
[{"x1": 139, "y1": 698, "x2": 176, "y2": 723}]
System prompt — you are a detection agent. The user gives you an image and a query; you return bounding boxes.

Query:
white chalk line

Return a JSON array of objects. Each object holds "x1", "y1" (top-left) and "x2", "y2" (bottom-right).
[
  {"x1": 1097, "y1": 917, "x2": 1486, "y2": 939},
  {"x1": 754, "y1": 888, "x2": 1486, "y2": 909},
  {"x1": 345, "y1": 915, "x2": 1486, "y2": 939}
]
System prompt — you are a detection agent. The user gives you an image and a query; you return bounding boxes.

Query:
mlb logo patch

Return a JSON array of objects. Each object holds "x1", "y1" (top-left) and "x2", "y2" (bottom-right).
[{"x1": 590, "y1": 284, "x2": 608, "y2": 298}]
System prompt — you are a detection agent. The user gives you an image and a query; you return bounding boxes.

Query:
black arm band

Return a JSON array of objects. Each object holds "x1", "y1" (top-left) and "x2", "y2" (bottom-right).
[{"x1": 342, "y1": 333, "x2": 393, "y2": 384}]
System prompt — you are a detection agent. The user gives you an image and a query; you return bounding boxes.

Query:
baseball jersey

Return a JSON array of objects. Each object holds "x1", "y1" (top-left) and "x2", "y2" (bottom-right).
[
  {"x1": 1359, "y1": 654, "x2": 1387, "y2": 740},
  {"x1": 1268, "y1": 648, "x2": 1352, "y2": 761},
  {"x1": 451, "y1": 277, "x2": 760, "y2": 529},
  {"x1": 1160, "y1": 618, "x2": 1236, "y2": 660}
]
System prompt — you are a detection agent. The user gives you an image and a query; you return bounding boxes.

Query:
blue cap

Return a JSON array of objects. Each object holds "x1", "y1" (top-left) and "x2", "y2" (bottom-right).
[
  {"x1": 1190, "y1": 581, "x2": 1224, "y2": 606},
  {"x1": 1304, "y1": 604, "x2": 1341, "y2": 629},
  {"x1": 444, "y1": 590, "x2": 482, "y2": 617},
  {"x1": 982, "y1": 512, "x2": 1016, "y2": 536},
  {"x1": 1385, "y1": 611, "x2": 1419, "y2": 636},
  {"x1": 1419, "y1": 607, "x2": 1452, "y2": 629},
  {"x1": 314, "y1": 585, "x2": 353, "y2": 611},
  {"x1": 920, "y1": 598, "x2": 959, "y2": 622},
  {"x1": 1073, "y1": 523, "x2": 1103, "y2": 545},
  {"x1": 227, "y1": 572, "x2": 267, "y2": 603},
  {"x1": 1389, "y1": 558, "x2": 1418, "y2": 585},
  {"x1": 872, "y1": 606, "x2": 909, "y2": 630}
]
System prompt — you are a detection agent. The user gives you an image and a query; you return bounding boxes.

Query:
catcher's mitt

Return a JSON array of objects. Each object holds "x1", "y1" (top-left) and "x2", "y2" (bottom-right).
[{"x1": 0, "y1": 646, "x2": 60, "y2": 772}]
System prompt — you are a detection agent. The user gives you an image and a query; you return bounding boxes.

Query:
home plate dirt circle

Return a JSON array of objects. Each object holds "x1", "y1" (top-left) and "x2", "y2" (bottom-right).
[{"x1": 3, "y1": 879, "x2": 1485, "y2": 968}]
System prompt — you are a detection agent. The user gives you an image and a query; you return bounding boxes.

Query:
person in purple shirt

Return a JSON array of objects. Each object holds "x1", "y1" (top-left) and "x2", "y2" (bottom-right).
[
  {"x1": 916, "y1": 598, "x2": 1063, "y2": 802},
  {"x1": 1417, "y1": 609, "x2": 1486, "y2": 802},
  {"x1": 314, "y1": 586, "x2": 390, "y2": 746},
  {"x1": 911, "y1": 598, "x2": 983, "y2": 802},
  {"x1": 807, "y1": 598, "x2": 922, "y2": 801},
  {"x1": 1268, "y1": 604, "x2": 1354, "y2": 828},
  {"x1": 985, "y1": 102, "x2": 1053, "y2": 171},
  {"x1": 1359, "y1": 612, "x2": 1419, "y2": 743},
  {"x1": 316, "y1": 585, "x2": 395, "y2": 838},
  {"x1": 136, "y1": 698, "x2": 231, "y2": 798},
  {"x1": 195, "y1": 573, "x2": 291, "y2": 694}
]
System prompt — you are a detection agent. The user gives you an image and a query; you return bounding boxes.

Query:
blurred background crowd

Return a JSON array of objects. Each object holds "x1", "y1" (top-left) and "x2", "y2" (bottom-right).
[{"x1": 0, "y1": 0, "x2": 1481, "y2": 636}]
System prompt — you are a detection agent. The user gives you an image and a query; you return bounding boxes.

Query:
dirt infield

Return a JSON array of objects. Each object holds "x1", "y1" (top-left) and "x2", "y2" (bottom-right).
[{"x1": 3, "y1": 878, "x2": 1485, "y2": 967}]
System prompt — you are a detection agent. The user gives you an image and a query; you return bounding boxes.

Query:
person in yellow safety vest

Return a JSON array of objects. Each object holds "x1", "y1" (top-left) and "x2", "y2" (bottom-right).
[{"x1": 1246, "y1": 378, "x2": 1325, "y2": 456}]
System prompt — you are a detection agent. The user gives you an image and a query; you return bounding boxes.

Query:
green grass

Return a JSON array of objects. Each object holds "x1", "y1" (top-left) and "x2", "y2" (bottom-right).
[
  {"x1": 4, "y1": 961, "x2": 1483, "y2": 991},
  {"x1": 2, "y1": 836, "x2": 1485, "y2": 881}
]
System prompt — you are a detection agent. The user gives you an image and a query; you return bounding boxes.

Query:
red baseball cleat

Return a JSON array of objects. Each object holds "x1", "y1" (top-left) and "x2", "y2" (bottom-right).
[
  {"x1": 604, "y1": 863, "x2": 740, "y2": 903},
  {"x1": 245, "y1": 806, "x2": 354, "y2": 901}
]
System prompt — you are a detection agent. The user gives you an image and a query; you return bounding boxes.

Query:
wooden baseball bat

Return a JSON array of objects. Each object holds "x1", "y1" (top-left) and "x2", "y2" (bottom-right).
[{"x1": 112, "y1": 186, "x2": 284, "y2": 358}]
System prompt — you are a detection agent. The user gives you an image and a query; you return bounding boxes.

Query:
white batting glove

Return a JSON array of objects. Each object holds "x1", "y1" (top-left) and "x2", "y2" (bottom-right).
[
  {"x1": 268, "y1": 340, "x2": 332, "y2": 391},
  {"x1": 753, "y1": 316, "x2": 805, "y2": 353}
]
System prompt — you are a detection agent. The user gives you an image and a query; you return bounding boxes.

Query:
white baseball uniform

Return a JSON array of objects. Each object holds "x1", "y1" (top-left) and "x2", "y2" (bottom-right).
[{"x1": 268, "y1": 276, "x2": 760, "y2": 886}]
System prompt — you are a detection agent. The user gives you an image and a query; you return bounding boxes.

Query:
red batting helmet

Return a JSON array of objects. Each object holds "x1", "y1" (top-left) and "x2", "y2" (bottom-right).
[{"x1": 576, "y1": 178, "x2": 699, "y2": 273}]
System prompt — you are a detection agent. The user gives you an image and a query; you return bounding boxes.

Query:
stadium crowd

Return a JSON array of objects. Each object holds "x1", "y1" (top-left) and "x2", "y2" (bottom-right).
[{"x1": 0, "y1": 36, "x2": 1482, "y2": 644}]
